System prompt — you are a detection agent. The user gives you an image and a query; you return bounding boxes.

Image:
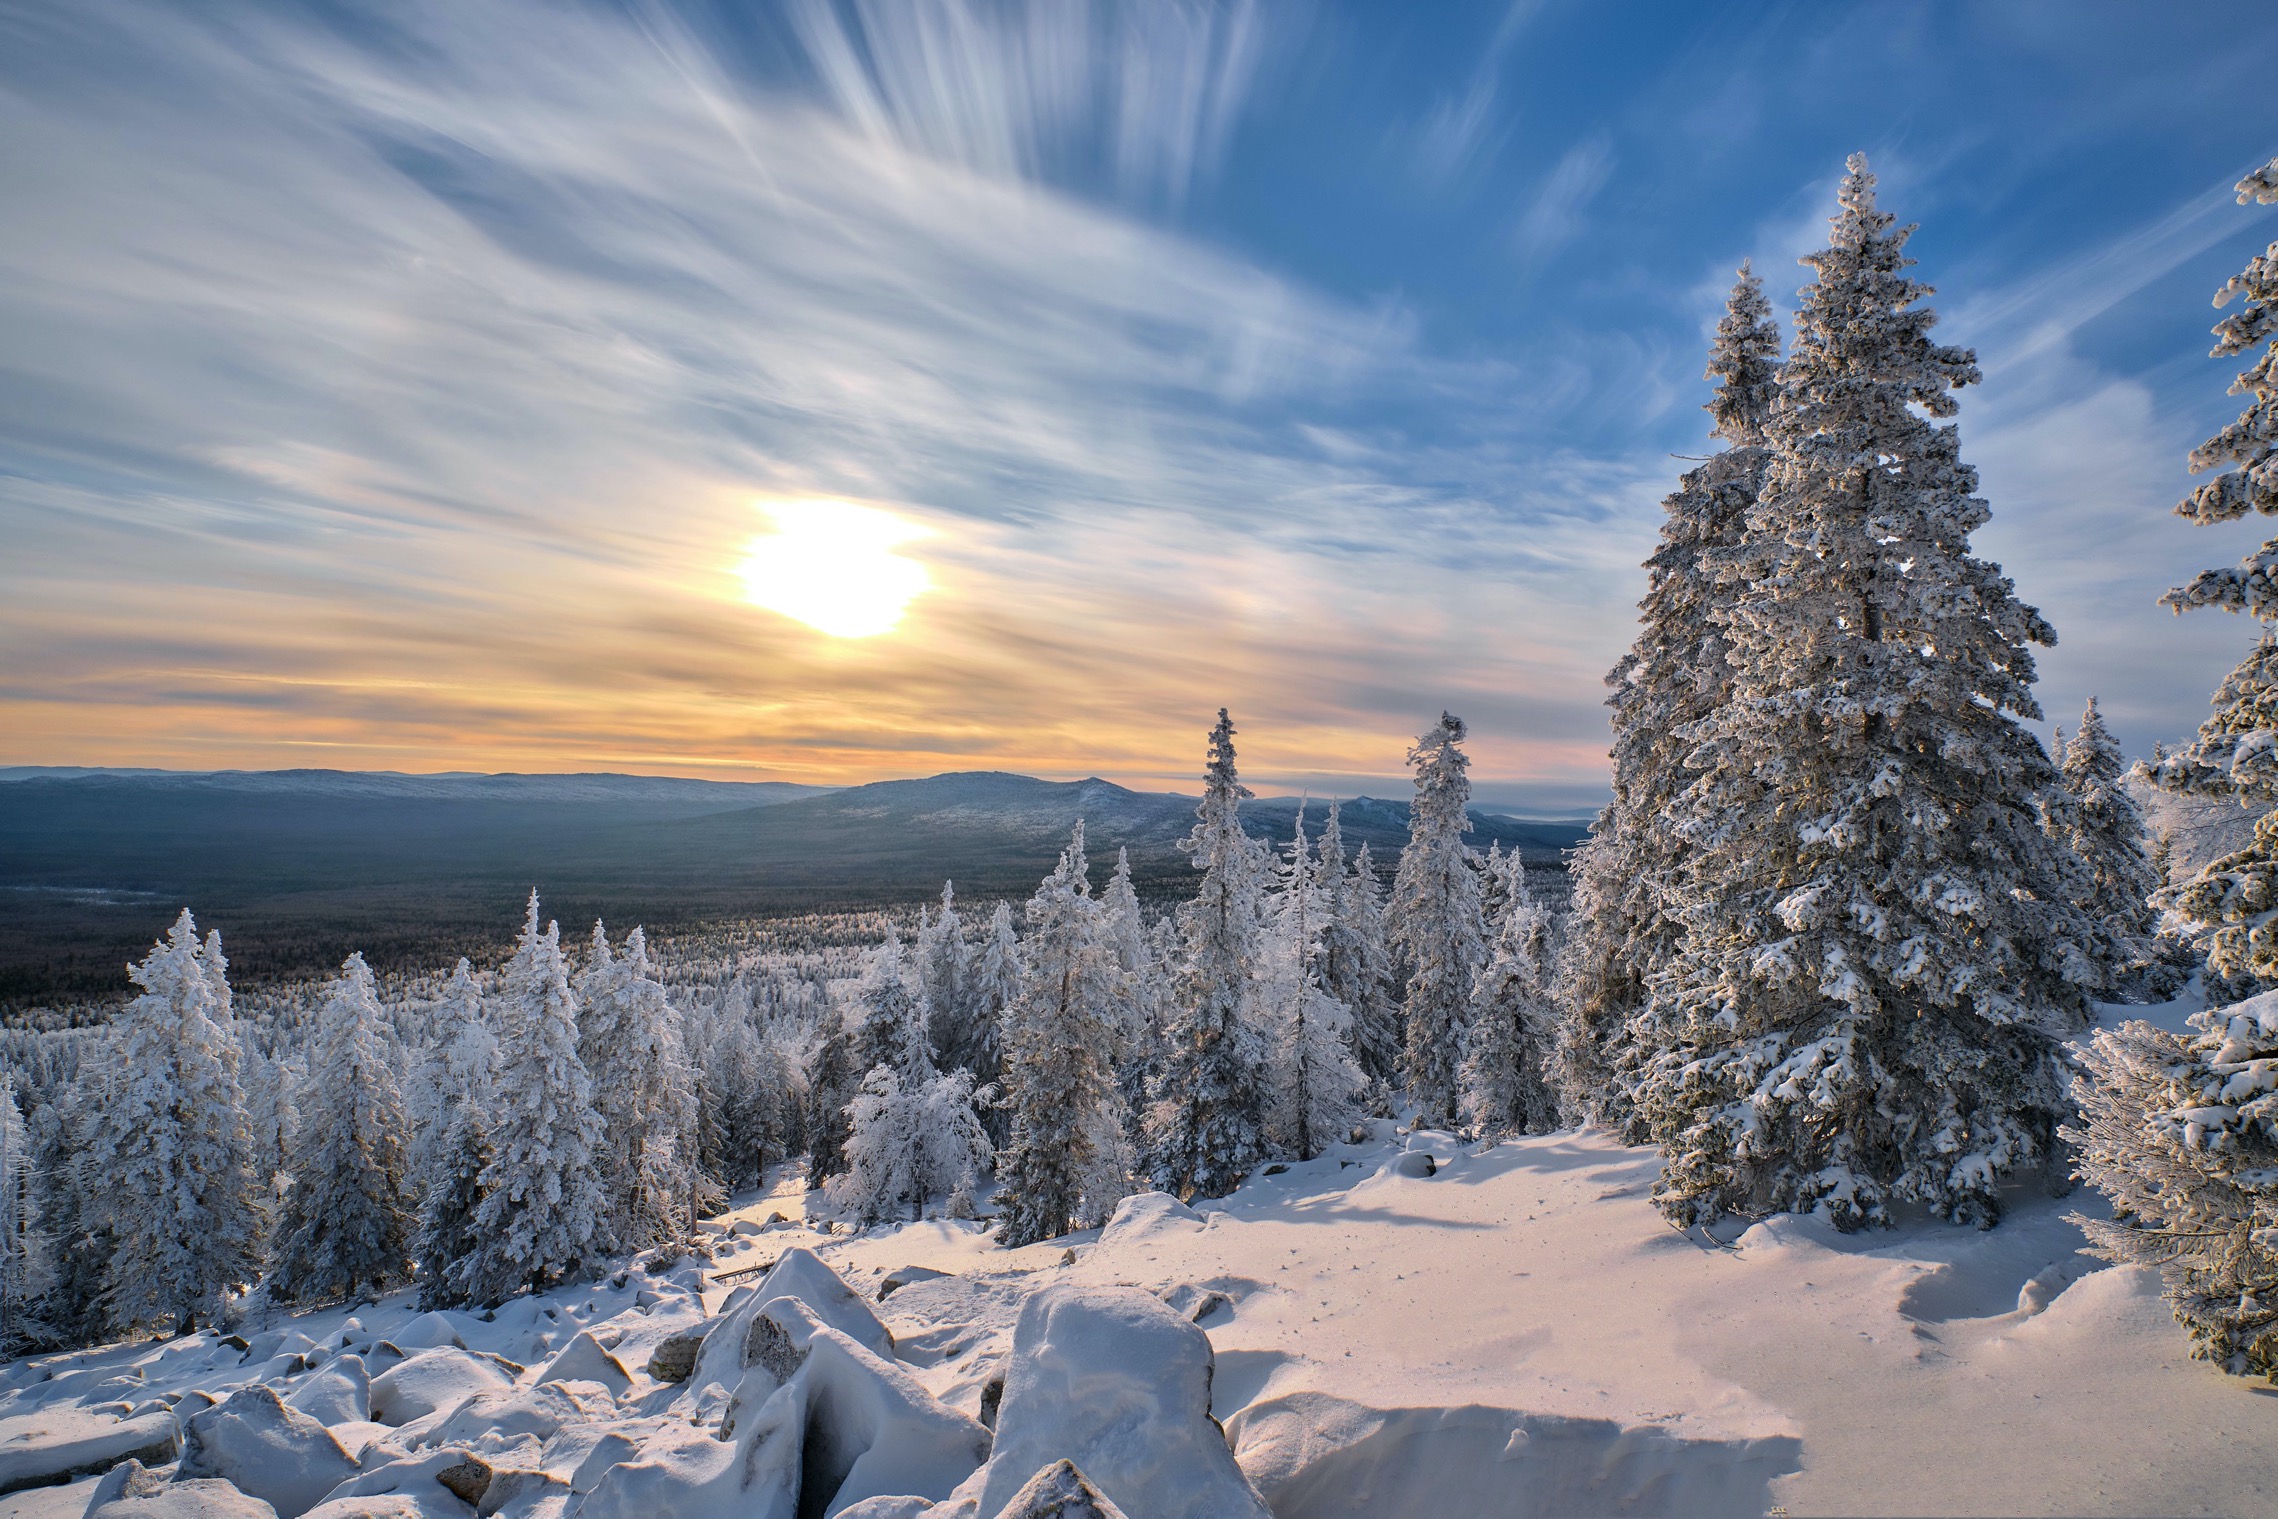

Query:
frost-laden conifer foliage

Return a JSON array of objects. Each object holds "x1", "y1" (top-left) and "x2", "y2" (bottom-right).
[
  {"x1": 0, "y1": 1078, "x2": 44, "y2": 1354},
  {"x1": 1146, "y1": 710, "x2": 1270, "y2": 1201},
  {"x1": 1314, "y1": 805, "x2": 1397, "y2": 1099},
  {"x1": 996, "y1": 824, "x2": 1133, "y2": 1246},
  {"x1": 2140, "y1": 156, "x2": 2278, "y2": 984},
  {"x1": 415, "y1": 959, "x2": 496, "y2": 1310},
  {"x1": 1389, "y1": 713, "x2": 1486, "y2": 1128},
  {"x1": 577, "y1": 924, "x2": 701, "y2": 1255},
  {"x1": 2058, "y1": 697, "x2": 2162, "y2": 993},
  {"x1": 455, "y1": 894, "x2": 606, "y2": 1305},
  {"x1": 1257, "y1": 807, "x2": 1367, "y2": 1161},
  {"x1": 95, "y1": 911, "x2": 263, "y2": 1332},
  {"x1": 2066, "y1": 992, "x2": 2278, "y2": 1379},
  {"x1": 268, "y1": 954, "x2": 414, "y2": 1304},
  {"x1": 1558, "y1": 267, "x2": 1780, "y2": 1130},
  {"x1": 1464, "y1": 848, "x2": 1561, "y2": 1139},
  {"x1": 1633, "y1": 157, "x2": 2093, "y2": 1230}
]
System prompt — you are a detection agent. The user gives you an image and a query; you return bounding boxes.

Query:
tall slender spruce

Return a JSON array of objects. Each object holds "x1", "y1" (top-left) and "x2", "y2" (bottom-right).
[
  {"x1": 1146, "y1": 710, "x2": 1270, "y2": 1200},
  {"x1": 416, "y1": 960, "x2": 496, "y2": 1310},
  {"x1": 2057, "y1": 697, "x2": 2161, "y2": 994},
  {"x1": 1388, "y1": 714, "x2": 1487, "y2": 1128}
]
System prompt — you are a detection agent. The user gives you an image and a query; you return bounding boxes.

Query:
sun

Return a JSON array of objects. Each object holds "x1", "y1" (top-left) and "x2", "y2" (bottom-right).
[{"x1": 735, "y1": 499, "x2": 932, "y2": 639}]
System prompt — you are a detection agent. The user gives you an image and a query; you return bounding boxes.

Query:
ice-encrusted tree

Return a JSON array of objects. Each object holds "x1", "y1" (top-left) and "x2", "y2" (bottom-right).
[
  {"x1": 1632, "y1": 156, "x2": 2095, "y2": 1231},
  {"x1": 1258, "y1": 806, "x2": 1367, "y2": 1160},
  {"x1": 269, "y1": 954, "x2": 415, "y2": 1304},
  {"x1": 456, "y1": 895, "x2": 607, "y2": 1304},
  {"x1": 578, "y1": 924, "x2": 701, "y2": 1254},
  {"x1": 997, "y1": 824, "x2": 1133, "y2": 1246},
  {"x1": 1099, "y1": 846, "x2": 1160, "y2": 1121},
  {"x1": 2138, "y1": 157, "x2": 2278, "y2": 984},
  {"x1": 827, "y1": 1058, "x2": 991, "y2": 1228},
  {"x1": 1388, "y1": 713, "x2": 1488, "y2": 1128},
  {"x1": 0, "y1": 1078, "x2": 47, "y2": 1354},
  {"x1": 956, "y1": 904, "x2": 1021, "y2": 1147},
  {"x1": 1463, "y1": 848, "x2": 1562, "y2": 1139},
  {"x1": 916, "y1": 883, "x2": 971, "y2": 1068},
  {"x1": 415, "y1": 959, "x2": 496, "y2": 1310},
  {"x1": 1146, "y1": 710, "x2": 1270, "y2": 1201},
  {"x1": 1559, "y1": 266, "x2": 1782, "y2": 1128},
  {"x1": 1315, "y1": 806, "x2": 1397, "y2": 1097},
  {"x1": 2065, "y1": 992, "x2": 2278, "y2": 1379},
  {"x1": 813, "y1": 930, "x2": 935, "y2": 1185},
  {"x1": 2058, "y1": 697, "x2": 2161, "y2": 993},
  {"x1": 31, "y1": 1087, "x2": 105, "y2": 1345},
  {"x1": 97, "y1": 911, "x2": 263, "y2": 1333}
]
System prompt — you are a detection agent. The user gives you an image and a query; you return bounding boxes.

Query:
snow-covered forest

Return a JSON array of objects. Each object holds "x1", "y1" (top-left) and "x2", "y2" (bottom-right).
[{"x1": 5, "y1": 152, "x2": 2278, "y2": 1517}]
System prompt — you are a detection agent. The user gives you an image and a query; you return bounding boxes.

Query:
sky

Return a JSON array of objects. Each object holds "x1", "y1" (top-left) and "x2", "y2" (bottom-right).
[{"x1": 5, "y1": 1, "x2": 2278, "y2": 814}]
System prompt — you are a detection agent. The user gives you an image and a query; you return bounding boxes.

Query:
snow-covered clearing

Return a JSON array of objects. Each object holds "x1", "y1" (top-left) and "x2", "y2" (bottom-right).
[{"x1": 2, "y1": 1111, "x2": 2267, "y2": 1518}]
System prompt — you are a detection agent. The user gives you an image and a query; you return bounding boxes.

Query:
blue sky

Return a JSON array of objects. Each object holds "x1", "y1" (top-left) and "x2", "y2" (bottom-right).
[{"x1": 4, "y1": 0, "x2": 2277, "y2": 812}]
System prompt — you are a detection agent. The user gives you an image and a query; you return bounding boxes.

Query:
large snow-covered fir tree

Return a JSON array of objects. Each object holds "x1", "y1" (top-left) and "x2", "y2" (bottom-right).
[
  {"x1": 2057, "y1": 697, "x2": 2161, "y2": 994},
  {"x1": 1257, "y1": 806, "x2": 1367, "y2": 1160},
  {"x1": 1314, "y1": 805, "x2": 1397, "y2": 1099},
  {"x1": 959, "y1": 903, "x2": 1021, "y2": 1145},
  {"x1": 1463, "y1": 847, "x2": 1562, "y2": 1139},
  {"x1": 1388, "y1": 713, "x2": 1487, "y2": 1128},
  {"x1": 996, "y1": 824, "x2": 1133, "y2": 1246},
  {"x1": 415, "y1": 959, "x2": 497, "y2": 1310},
  {"x1": 2065, "y1": 993, "x2": 2278, "y2": 1380},
  {"x1": 1099, "y1": 845, "x2": 1161, "y2": 1122},
  {"x1": 455, "y1": 895, "x2": 607, "y2": 1305},
  {"x1": 268, "y1": 954, "x2": 415, "y2": 1304},
  {"x1": 814, "y1": 929, "x2": 935, "y2": 1185},
  {"x1": 1630, "y1": 156, "x2": 2097, "y2": 1231},
  {"x1": 827, "y1": 1061, "x2": 991, "y2": 1229},
  {"x1": 1557, "y1": 266, "x2": 1782, "y2": 1128},
  {"x1": 2138, "y1": 156, "x2": 2278, "y2": 984},
  {"x1": 96, "y1": 911, "x2": 264, "y2": 1332},
  {"x1": 915, "y1": 883, "x2": 972, "y2": 1068},
  {"x1": 577, "y1": 924, "x2": 701, "y2": 1255},
  {"x1": 1145, "y1": 710, "x2": 1270, "y2": 1201}
]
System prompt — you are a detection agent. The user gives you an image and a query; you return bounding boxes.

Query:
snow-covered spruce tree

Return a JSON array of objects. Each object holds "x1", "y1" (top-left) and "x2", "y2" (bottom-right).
[
  {"x1": 2058, "y1": 697, "x2": 2162, "y2": 994},
  {"x1": 996, "y1": 824, "x2": 1132, "y2": 1246},
  {"x1": 2064, "y1": 995, "x2": 2278, "y2": 1378},
  {"x1": 2137, "y1": 157, "x2": 2278, "y2": 984},
  {"x1": 961, "y1": 904, "x2": 1021, "y2": 1147},
  {"x1": 577, "y1": 924, "x2": 701, "y2": 1254},
  {"x1": 1634, "y1": 156, "x2": 2097, "y2": 1231},
  {"x1": 1388, "y1": 713, "x2": 1488, "y2": 1128},
  {"x1": 1258, "y1": 806, "x2": 1367, "y2": 1160},
  {"x1": 1463, "y1": 847, "x2": 1563, "y2": 1139},
  {"x1": 915, "y1": 883, "x2": 971, "y2": 1068},
  {"x1": 1099, "y1": 846, "x2": 1160, "y2": 1123},
  {"x1": 30, "y1": 1086, "x2": 105, "y2": 1345},
  {"x1": 1557, "y1": 265, "x2": 1782, "y2": 1130},
  {"x1": 0, "y1": 1077, "x2": 48, "y2": 1354},
  {"x1": 239, "y1": 1031, "x2": 297, "y2": 1254},
  {"x1": 269, "y1": 954, "x2": 415, "y2": 1304},
  {"x1": 454, "y1": 894, "x2": 607, "y2": 1306},
  {"x1": 1145, "y1": 710, "x2": 1270, "y2": 1201},
  {"x1": 415, "y1": 959, "x2": 496, "y2": 1310},
  {"x1": 827, "y1": 1062, "x2": 991, "y2": 1229},
  {"x1": 813, "y1": 929, "x2": 934, "y2": 1186},
  {"x1": 97, "y1": 911, "x2": 264, "y2": 1333},
  {"x1": 1315, "y1": 806, "x2": 1397, "y2": 1097}
]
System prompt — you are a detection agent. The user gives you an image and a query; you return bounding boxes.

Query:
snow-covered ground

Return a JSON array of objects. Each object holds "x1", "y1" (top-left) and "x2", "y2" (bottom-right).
[{"x1": 2, "y1": 1087, "x2": 2272, "y2": 1518}]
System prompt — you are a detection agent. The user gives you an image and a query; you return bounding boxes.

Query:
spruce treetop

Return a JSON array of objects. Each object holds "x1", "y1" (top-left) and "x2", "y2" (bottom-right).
[{"x1": 1706, "y1": 261, "x2": 1782, "y2": 444}]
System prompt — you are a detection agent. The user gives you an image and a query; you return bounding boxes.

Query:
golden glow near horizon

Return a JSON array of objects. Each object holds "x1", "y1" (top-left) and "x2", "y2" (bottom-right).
[{"x1": 735, "y1": 500, "x2": 931, "y2": 639}]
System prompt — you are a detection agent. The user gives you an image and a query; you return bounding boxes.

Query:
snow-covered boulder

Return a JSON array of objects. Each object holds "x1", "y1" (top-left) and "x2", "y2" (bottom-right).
[
  {"x1": 419, "y1": 1381, "x2": 616, "y2": 1452},
  {"x1": 0, "y1": 1407, "x2": 181, "y2": 1497},
  {"x1": 646, "y1": 1321, "x2": 712, "y2": 1382},
  {"x1": 369, "y1": 1347, "x2": 516, "y2": 1426},
  {"x1": 795, "y1": 1326, "x2": 992, "y2": 1514},
  {"x1": 83, "y1": 1459, "x2": 278, "y2": 1519},
  {"x1": 996, "y1": 1459, "x2": 1131, "y2": 1519},
  {"x1": 285, "y1": 1353, "x2": 371, "y2": 1426},
  {"x1": 389, "y1": 1313, "x2": 469, "y2": 1352},
  {"x1": 684, "y1": 1249, "x2": 894, "y2": 1405},
  {"x1": 1097, "y1": 1192, "x2": 1203, "y2": 1249},
  {"x1": 945, "y1": 1285, "x2": 1271, "y2": 1519},
  {"x1": 179, "y1": 1385, "x2": 360, "y2": 1518},
  {"x1": 536, "y1": 1331, "x2": 632, "y2": 1398},
  {"x1": 877, "y1": 1265, "x2": 951, "y2": 1301},
  {"x1": 579, "y1": 1382, "x2": 805, "y2": 1519},
  {"x1": 300, "y1": 1444, "x2": 491, "y2": 1519}
]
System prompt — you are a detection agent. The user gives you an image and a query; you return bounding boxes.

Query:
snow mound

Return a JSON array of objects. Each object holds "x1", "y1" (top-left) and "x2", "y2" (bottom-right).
[
  {"x1": 299, "y1": 1443, "x2": 488, "y2": 1519},
  {"x1": 944, "y1": 1284, "x2": 1270, "y2": 1519},
  {"x1": 83, "y1": 1459, "x2": 277, "y2": 1518},
  {"x1": 179, "y1": 1384, "x2": 359, "y2": 1518},
  {"x1": 0, "y1": 1408, "x2": 180, "y2": 1497},
  {"x1": 579, "y1": 1380, "x2": 803, "y2": 1519},
  {"x1": 417, "y1": 1380, "x2": 616, "y2": 1453},
  {"x1": 1228, "y1": 1391, "x2": 1801, "y2": 1519},
  {"x1": 1095, "y1": 1193, "x2": 1202, "y2": 1250},
  {"x1": 535, "y1": 1333, "x2": 632, "y2": 1399},
  {"x1": 388, "y1": 1314, "x2": 469, "y2": 1353},
  {"x1": 793, "y1": 1325, "x2": 991, "y2": 1515},
  {"x1": 285, "y1": 1353, "x2": 370, "y2": 1426},
  {"x1": 368, "y1": 1348, "x2": 515, "y2": 1426}
]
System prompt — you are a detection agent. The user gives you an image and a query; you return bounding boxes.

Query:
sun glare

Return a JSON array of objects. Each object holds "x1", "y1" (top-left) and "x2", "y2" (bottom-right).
[{"x1": 736, "y1": 500, "x2": 932, "y2": 639}]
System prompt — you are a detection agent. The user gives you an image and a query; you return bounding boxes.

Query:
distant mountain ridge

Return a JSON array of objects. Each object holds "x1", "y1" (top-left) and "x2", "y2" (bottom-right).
[{"x1": 0, "y1": 767, "x2": 1591, "y2": 1004}]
